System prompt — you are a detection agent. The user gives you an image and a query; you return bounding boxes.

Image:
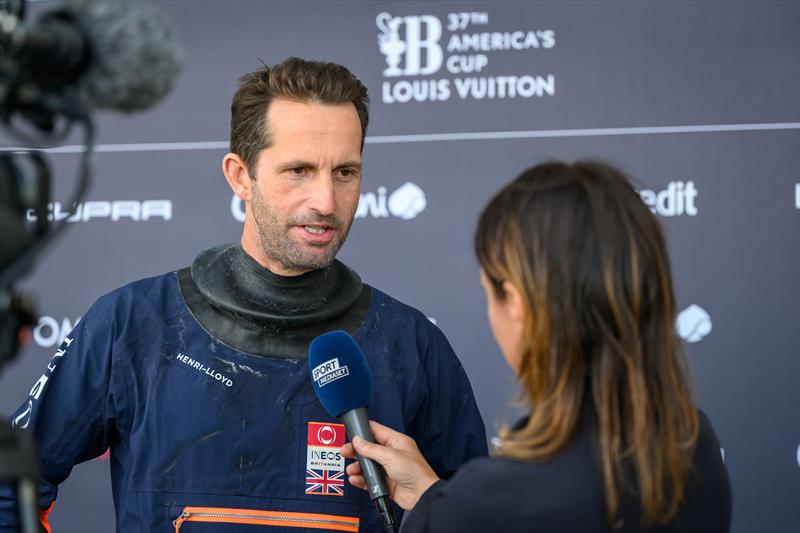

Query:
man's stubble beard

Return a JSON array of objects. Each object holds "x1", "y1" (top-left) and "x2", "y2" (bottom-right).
[{"x1": 249, "y1": 184, "x2": 354, "y2": 273}]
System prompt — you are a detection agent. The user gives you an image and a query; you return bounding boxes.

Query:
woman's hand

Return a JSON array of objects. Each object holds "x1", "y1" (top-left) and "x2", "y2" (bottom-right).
[{"x1": 341, "y1": 420, "x2": 441, "y2": 511}]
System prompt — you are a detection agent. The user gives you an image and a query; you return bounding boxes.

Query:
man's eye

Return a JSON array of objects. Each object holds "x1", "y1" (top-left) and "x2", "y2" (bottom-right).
[
  {"x1": 290, "y1": 167, "x2": 308, "y2": 176},
  {"x1": 337, "y1": 168, "x2": 358, "y2": 179}
]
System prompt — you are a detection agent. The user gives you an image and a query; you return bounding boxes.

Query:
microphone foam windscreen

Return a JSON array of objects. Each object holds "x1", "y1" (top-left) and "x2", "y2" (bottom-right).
[
  {"x1": 51, "y1": 0, "x2": 182, "y2": 112},
  {"x1": 308, "y1": 331, "x2": 373, "y2": 418}
]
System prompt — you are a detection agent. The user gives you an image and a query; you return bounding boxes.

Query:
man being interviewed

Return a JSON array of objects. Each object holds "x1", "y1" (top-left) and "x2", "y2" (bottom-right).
[{"x1": 0, "y1": 58, "x2": 487, "y2": 532}]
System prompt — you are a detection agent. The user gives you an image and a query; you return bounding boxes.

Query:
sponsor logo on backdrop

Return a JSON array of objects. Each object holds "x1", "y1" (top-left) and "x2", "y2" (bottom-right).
[
  {"x1": 795, "y1": 183, "x2": 799, "y2": 209},
  {"x1": 376, "y1": 11, "x2": 555, "y2": 104},
  {"x1": 231, "y1": 195, "x2": 245, "y2": 222},
  {"x1": 356, "y1": 182, "x2": 427, "y2": 220},
  {"x1": 231, "y1": 182, "x2": 427, "y2": 222},
  {"x1": 639, "y1": 181, "x2": 698, "y2": 217},
  {"x1": 676, "y1": 304, "x2": 712, "y2": 343},
  {"x1": 33, "y1": 315, "x2": 80, "y2": 348},
  {"x1": 26, "y1": 200, "x2": 172, "y2": 223}
]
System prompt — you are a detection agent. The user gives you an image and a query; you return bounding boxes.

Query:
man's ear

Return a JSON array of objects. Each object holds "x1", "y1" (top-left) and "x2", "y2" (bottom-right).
[
  {"x1": 501, "y1": 280, "x2": 527, "y2": 323},
  {"x1": 222, "y1": 153, "x2": 252, "y2": 201}
]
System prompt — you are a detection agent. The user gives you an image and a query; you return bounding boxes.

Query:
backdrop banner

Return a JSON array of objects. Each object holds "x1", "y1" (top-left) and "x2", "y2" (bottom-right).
[{"x1": 1, "y1": 2, "x2": 797, "y2": 532}]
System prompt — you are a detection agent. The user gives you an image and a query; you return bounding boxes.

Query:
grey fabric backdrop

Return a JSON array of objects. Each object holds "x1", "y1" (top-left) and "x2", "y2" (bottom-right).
[{"x1": 0, "y1": 1, "x2": 798, "y2": 531}]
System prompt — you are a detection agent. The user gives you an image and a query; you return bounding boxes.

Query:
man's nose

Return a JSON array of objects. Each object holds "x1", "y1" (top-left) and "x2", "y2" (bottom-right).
[{"x1": 307, "y1": 174, "x2": 336, "y2": 215}]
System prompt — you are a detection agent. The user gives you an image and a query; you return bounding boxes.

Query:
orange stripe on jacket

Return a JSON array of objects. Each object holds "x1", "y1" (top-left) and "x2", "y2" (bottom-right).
[{"x1": 39, "y1": 500, "x2": 55, "y2": 533}]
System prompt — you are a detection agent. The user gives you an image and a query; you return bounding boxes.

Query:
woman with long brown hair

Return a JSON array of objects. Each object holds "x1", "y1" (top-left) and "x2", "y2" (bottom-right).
[{"x1": 343, "y1": 161, "x2": 732, "y2": 532}]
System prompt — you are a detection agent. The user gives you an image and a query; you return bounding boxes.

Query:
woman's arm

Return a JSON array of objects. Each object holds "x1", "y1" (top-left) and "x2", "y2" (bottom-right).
[{"x1": 341, "y1": 420, "x2": 441, "y2": 511}]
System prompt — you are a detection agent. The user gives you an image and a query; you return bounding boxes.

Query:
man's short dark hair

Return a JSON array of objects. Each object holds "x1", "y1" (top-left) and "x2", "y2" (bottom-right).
[{"x1": 230, "y1": 57, "x2": 370, "y2": 178}]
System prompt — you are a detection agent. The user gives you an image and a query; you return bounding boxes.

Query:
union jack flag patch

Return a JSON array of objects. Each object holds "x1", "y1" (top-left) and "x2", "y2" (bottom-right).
[{"x1": 306, "y1": 468, "x2": 345, "y2": 496}]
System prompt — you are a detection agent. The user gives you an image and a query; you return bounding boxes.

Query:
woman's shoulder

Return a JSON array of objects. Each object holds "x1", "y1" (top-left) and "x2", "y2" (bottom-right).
[
  {"x1": 684, "y1": 410, "x2": 732, "y2": 517},
  {"x1": 403, "y1": 457, "x2": 536, "y2": 533},
  {"x1": 692, "y1": 409, "x2": 728, "y2": 476},
  {"x1": 450, "y1": 449, "x2": 595, "y2": 482},
  {"x1": 403, "y1": 451, "x2": 607, "y2": 533}
]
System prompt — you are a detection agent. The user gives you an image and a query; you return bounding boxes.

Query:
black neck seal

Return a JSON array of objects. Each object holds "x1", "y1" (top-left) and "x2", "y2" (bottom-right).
[{"x1": 178, "y1": 244, "x2": 371, "y2": 358}]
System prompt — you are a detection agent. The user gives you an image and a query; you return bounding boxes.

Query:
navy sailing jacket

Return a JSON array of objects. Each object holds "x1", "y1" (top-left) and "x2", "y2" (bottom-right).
[{"x1": 0, "y1": 272, "x2": 487, "y2": 532}]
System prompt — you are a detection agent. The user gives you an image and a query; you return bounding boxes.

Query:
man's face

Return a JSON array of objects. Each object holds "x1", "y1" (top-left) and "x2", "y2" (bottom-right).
[{"x1": 247, "y1": 99, "x2": 362, "y2": 275}]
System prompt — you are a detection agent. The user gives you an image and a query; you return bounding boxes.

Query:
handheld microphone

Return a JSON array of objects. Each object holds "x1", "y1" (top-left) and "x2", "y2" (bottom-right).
[{"x1": 308, "y1": 331, "x2": 397, "y2": 533}]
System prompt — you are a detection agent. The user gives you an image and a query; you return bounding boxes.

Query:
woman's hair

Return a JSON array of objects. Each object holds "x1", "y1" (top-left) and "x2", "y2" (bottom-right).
[{"x1": 474, "y1": 160, "x2": 699, "y2": 527}]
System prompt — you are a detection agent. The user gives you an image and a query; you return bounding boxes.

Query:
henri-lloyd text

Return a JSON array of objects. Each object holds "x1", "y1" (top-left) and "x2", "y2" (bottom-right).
[{"x1": 176, "y1": 353, "x2": 233, "y2": 387}]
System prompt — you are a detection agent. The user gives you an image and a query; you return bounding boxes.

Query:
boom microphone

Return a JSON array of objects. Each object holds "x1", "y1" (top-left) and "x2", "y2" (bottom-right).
[
  {"x1": 0, "y1": 0, "x2": 182, "y2": 112},
  {"x1": 308, "y1": 331, "x2": 397, "y2": 533}
]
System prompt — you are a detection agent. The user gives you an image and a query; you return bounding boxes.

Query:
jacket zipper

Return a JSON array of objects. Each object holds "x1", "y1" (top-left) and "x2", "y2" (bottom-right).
[{"x1": 173, "y1": 506, "x2": 360, "y2": 532}]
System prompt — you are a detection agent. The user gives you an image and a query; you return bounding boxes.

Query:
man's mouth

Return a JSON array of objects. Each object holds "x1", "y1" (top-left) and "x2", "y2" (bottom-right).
[{"x1": 303, "y1": 225, "x2": 329, "y2": 235}]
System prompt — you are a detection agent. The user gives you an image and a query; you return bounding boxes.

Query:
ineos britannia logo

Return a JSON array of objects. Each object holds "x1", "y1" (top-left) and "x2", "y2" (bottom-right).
[
  {"x1": 317, "y1": 425, "x2": 337, "y2": 446},
  {"x1": 230, "y1": 182, "x2": 428, "y2": 222}
]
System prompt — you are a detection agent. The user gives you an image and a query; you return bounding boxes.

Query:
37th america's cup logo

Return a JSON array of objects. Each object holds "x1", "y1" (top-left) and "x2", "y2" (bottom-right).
[
  {"x1": 376, "y1": 12, "x2": 443, "y2": 77},
  {"x1": 376, "y1": 13, "x2": 406, "y2": 76},
  {"x1": 374, "y1": 10, "x2": 556, "y2": 104}
]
